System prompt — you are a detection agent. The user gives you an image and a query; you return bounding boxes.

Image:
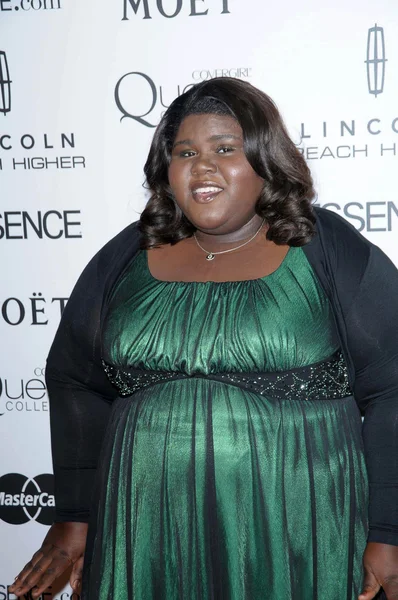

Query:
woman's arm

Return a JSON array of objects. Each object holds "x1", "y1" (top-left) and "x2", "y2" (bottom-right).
[
  {"x1": 310, "y1": 208, "x2": 398, "y2": 546},
  {"x1": 9, "y1": 224, "x2": 139, "y2": 598},
  {"x1": 345, "y1": 245, "x2": 398, "y2": 546},
  {"x1": 45, "y1": 239, "x2": 120, "y2": 520},
  {"x1": 342, "y1": 244, "x2": 398, "y2": 599}
]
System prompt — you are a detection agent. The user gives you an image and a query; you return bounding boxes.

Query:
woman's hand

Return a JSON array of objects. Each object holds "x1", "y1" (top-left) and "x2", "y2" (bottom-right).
[
  {"x1": 359, "y1": 542, "x2": 398, "y2": 599},
  {"x1": 9, "y1": 521, "x2": 88, "y2": 599}
]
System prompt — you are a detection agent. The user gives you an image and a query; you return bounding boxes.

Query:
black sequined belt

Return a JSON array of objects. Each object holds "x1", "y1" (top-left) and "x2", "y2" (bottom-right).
[{"x1": 102, "y1": 350, "x2": 352, "y2": 401}]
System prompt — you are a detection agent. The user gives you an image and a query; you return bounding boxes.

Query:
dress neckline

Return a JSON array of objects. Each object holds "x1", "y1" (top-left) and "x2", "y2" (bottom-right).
[{"x1": 144, "y1": 246, "x2": 295, "y2": 284}]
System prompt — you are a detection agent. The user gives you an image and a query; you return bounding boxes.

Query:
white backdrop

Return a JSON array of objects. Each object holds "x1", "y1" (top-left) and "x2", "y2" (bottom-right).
[{"x1": 1, "y1": 1, "x2": 397, "y2": 597}]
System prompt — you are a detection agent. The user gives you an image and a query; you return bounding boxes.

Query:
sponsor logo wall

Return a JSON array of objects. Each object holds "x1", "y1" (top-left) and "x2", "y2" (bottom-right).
[{"x1": 1, "y1": 1, "x2": 397, "y2": 597}]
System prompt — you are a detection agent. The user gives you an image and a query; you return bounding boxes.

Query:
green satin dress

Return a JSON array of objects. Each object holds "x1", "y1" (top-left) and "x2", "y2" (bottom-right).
[{"x1": 84, "y1": 246, "x2": 368, "y2": 600}]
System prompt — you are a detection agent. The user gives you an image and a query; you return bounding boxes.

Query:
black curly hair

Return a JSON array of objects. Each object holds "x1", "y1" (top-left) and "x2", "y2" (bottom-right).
[{"x1": 140, "y1": 77, "x2": 316, "y2": 248}]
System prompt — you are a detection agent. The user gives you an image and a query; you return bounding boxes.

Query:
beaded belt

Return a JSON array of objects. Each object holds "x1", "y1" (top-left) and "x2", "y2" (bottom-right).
[{"x1": 102, "y1": 350, "x2": 352, "y2": 401}]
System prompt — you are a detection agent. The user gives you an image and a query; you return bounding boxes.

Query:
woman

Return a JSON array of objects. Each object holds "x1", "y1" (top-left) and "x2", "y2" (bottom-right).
[{"x1": 10, "y1": 78, "x2": 398, "y2": 600}]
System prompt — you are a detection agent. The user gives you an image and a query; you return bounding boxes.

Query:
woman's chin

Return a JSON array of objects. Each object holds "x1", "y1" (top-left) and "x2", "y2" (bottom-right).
[{"x1": 188, "y1": 210, "x2": 229, "y2": 233}]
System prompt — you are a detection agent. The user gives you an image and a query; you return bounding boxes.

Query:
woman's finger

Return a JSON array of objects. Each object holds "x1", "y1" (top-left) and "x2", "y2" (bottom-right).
[
  {"x1": 9, "y1": 552, "x2": 52, "y2": 596},
  {"x1": 12, "y1": 550, "x2": 43, "y2": 583},
  {"x1": 28, "y1": 559, "x2": 63, "y2": 600},
  {"x1": 358, "y1": 569, "x2": 381, "y2": 600},
  {"x1": 358, "y1": 584, "x2": 380, "y2": 600},
  {"x1": 17, "y1": 554, "x2": 71, "y2": 599},
  {"x1": 9, "y1": 546, "x2": 72, "y2": 598},
  {"x1": 70, "y1": 555, "x2": 85, "y2": 594},
  {"x1": 10, "y1": 557, "x2": 53, "y2": 598},
  {"x1": 11, "y1": 543, "x2": 56, "y2": 589}
]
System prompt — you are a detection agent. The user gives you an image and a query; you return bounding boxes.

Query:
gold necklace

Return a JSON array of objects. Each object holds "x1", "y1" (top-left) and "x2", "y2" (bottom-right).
[{"x1": 193, "y1": 219, "x2": 266, "y2": 261}]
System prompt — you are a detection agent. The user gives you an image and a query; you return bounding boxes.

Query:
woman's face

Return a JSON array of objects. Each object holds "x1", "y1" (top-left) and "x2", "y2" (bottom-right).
[{"x1": 168, "y1": 113, "x2": 264, "y2": 234}]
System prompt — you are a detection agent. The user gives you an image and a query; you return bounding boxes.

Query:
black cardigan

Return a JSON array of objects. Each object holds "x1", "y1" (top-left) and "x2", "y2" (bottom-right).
[{"x1": 46, "y1": 207, "x2": 398, "y2": 546}]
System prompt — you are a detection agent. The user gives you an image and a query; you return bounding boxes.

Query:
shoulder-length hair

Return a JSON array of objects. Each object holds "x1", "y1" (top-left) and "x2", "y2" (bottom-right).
[{"x1": 140, "y1": 77, "x2": 316, "y2": 248}]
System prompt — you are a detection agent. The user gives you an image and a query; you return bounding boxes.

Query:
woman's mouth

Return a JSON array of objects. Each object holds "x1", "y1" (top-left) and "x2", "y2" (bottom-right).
[{"x1": 191, "y1": 185, "x2": 224, "y2": 203}]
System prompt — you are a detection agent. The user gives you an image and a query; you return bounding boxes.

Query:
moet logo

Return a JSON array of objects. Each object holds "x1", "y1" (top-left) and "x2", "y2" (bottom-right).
[{"x1": 122, "y1": 0, "x2": 230, "y2": 20}]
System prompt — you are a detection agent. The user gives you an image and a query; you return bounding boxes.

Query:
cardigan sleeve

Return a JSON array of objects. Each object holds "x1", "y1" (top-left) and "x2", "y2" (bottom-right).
[
  {"x1": 46, "y1": 224, "x2": 138, "y2": 522},
  {"x1": 344, "y1": 244, "x2": 398, "y2": 546}
]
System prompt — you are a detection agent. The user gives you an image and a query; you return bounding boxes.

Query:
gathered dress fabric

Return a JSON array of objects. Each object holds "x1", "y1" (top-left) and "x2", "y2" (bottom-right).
[{"x1": 81, "y1": 246, "x2": 368, "y2": 600}]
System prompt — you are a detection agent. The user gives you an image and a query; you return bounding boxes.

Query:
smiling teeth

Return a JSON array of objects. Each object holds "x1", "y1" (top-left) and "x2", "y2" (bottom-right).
[{"x1": 194, "y1": 187, "x2": 222, "y2": 193}]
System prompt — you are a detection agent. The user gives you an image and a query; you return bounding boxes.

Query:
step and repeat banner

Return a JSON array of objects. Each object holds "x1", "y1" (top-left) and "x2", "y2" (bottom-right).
[{"x1": 1, "y1": 0, "x2": 397, "y2": 597}]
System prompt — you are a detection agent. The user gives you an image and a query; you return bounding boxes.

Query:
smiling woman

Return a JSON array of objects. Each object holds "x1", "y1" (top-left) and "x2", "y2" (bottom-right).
[
  {"x1": 10, "y1": 78, "x2": 398, "y2": 600},
  {"x1": 142, "y1": 78, "x2": 315, "y2": 249},
  {"x1": 140, "y1": 79, "x2": 317, "y2": 283}
]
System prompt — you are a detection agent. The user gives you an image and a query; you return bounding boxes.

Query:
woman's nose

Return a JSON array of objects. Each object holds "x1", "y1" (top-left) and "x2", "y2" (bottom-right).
[{"x1": 190, "y1": 155, "x2": 217, "y2": 175}]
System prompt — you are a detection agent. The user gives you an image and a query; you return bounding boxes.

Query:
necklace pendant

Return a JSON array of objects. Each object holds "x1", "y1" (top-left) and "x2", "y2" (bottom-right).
[{"x1": 206, "y1": 253, "x2": 215, "y2": 261}]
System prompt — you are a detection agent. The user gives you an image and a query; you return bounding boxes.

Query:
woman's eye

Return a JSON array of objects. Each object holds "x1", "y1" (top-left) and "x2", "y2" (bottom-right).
[
  {"x1": 217, "y1": 146, "x2": 234, "y2": 154},
  {"x1": 179, "y1": 150, "x2": 196, "y2": 158}
]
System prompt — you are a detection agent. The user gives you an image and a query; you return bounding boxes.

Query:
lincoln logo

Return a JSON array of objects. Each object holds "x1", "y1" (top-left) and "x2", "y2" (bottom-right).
[
  {"x1": 365, "y1": 24, "x2": 387, "y2": 97},
  {"x1": 0, "y1": 51, "x2": 11, "y2": 115}
]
